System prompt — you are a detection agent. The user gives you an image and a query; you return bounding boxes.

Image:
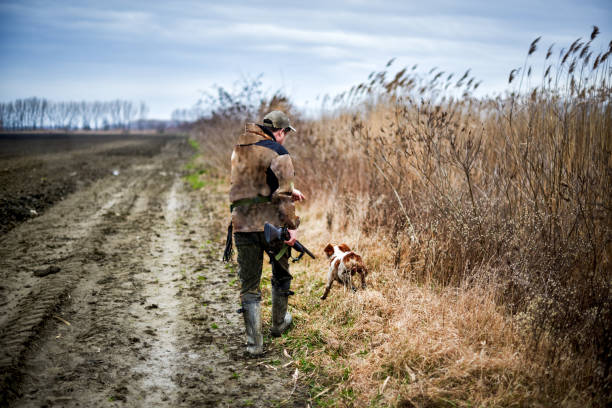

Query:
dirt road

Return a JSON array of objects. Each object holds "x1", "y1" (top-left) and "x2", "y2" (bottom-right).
[{"x1": 0, "y1": 135, "x2": 306, "y2": 407}]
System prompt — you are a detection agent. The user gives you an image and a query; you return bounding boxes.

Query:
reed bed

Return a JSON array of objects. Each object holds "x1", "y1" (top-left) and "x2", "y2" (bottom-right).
[{"x1": 192, "y1": 28, "x2": 611, "y2": 407}]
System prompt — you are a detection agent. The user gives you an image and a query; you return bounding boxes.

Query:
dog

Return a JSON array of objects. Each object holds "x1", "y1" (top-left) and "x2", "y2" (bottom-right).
[{"x1": 321, "y1": 243, "x2": 368, "y2": 300}]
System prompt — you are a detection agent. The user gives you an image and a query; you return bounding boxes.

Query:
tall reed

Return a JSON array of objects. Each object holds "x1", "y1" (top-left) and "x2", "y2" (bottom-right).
[{"x1": 191, "y1": 27, "x2": 611, "y2": 405}]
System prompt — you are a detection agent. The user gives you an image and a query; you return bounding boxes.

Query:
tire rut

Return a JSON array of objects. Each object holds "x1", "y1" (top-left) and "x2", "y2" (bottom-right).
[{"x1": 0, "y1": 168, "x2": 147, "y2": 404}]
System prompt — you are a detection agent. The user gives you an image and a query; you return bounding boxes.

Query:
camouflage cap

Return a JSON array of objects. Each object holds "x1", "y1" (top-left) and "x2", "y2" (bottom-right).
[{"x1": 262, "y1": 110, "x2": 296, "y2": 132}]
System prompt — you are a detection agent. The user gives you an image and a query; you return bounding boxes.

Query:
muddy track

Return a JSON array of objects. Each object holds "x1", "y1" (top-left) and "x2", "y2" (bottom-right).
[
  {"x1": 0, "y1": 133, "x2": 177, "y2": 235},
  {"x1": 0, "y1": 138, "x2": 307, "y2": 407}
]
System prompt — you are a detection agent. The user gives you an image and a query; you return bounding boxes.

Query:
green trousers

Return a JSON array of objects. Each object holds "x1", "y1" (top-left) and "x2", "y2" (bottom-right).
[{"x1": 234, "y1": 232, "x2": 292, "y2": 303}]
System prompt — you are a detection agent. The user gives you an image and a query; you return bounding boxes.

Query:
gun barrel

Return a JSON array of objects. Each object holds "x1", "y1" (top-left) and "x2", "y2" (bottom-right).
[{"x1": 294, "y1": 241, "x2": 316, "y2": 259}]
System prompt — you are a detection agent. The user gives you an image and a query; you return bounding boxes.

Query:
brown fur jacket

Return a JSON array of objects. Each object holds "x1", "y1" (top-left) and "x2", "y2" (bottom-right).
[{"x1": 229, "y1": 123, "x2": 299, "y2": 232}]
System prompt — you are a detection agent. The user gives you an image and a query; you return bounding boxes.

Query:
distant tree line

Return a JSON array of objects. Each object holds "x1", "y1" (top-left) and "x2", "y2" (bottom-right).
[{"x1": 0, "y1": 97, "x2": 149, "y2": 131}]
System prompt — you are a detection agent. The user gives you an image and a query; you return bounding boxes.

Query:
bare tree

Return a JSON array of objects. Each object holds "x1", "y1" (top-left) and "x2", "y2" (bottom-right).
[
  {"x1": 109, "y1": 100, "x2": 122, "y2": 130},
  {"x1": 121, "y1": 101, "x2": 134, "y2": 131},
  {"x1": 138, "y1": 101, "x2": 149, "y2": 130}
]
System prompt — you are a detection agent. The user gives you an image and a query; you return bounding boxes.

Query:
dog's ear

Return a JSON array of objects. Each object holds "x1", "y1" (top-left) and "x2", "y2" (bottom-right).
[
  {"x1": 338, "y1": 243, "x2": 351, "y2": 252},
  {"x1": 323, "y1": 244, "x2": 334, "y2": 257}
]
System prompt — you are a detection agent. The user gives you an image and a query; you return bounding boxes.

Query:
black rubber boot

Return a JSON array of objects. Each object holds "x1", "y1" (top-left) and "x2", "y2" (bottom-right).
[
  {"x1": 270, "y1": 287, "x2": 292, "y2": 337},
  {"x1": 242, "y1": 301, "x2": 263, "y2": 356}
]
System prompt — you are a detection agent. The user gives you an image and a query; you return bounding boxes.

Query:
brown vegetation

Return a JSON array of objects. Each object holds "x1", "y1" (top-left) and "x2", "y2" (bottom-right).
[{"x1": 192, "y1": 28, "x2": 611, "y2": 407}]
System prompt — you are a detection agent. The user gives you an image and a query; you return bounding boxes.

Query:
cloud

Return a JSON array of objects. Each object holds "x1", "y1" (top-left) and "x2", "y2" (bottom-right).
[{"x1": 1, "y1": 0, "x2": 611, "y2": 118}]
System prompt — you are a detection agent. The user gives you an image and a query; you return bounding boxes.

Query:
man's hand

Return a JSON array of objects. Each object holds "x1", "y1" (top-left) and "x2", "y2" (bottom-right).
[
  {"x1": 284, "y1": 229, "x2": 298, "y2": 246},
  {"x1": 291, "y1": 188, "x2": 305, "y2": 202}
]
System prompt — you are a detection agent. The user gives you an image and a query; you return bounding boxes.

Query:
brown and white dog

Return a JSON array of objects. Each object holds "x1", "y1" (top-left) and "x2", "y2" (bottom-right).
[{"x1": 321, "y1": 243, "x2": 368, "y2": 300}]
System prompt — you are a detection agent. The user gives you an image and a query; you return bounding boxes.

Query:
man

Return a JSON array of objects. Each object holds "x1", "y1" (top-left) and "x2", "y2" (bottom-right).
[{"x1": 227, "y1": 110, "x2": 305, "y2": 356}]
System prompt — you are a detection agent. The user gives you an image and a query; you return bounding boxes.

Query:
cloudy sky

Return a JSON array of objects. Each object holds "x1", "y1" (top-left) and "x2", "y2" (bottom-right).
[{"x1": 1, "y1": 0, "x2": 610, "y2": 119}]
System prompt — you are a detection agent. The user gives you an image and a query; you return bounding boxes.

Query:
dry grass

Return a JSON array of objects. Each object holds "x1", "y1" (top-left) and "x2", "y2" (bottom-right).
[
  {"x1": 193, "y1": 28, "x2": 611, "y2": 407},
  {"x1": 275, "y1": 202, "x2": 594, "y2": 407}
]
